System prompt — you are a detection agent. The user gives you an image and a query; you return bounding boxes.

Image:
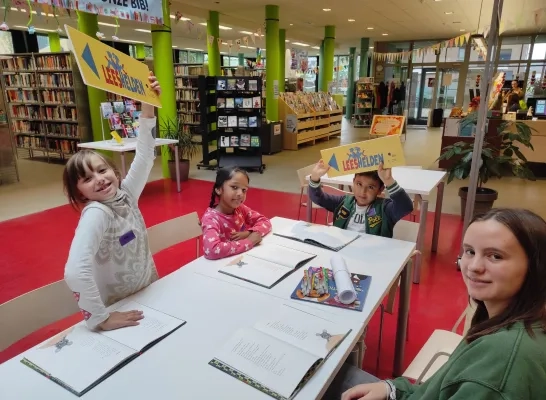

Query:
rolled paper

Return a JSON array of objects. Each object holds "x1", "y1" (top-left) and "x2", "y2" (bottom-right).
[{"x1": 330, "y1": 254, "x2": 357, "y2": 304}]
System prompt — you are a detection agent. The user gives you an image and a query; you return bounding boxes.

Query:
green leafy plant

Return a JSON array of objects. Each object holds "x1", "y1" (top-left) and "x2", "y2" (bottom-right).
[
  {"x1": 159, "y1": 117, "x2": 199, "y2": 161},
  {"x1": 437, "y1": 113, "x2": 536, "y2": 187}
]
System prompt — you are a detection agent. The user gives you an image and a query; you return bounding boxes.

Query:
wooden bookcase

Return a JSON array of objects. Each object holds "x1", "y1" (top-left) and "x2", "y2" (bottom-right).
[
  {"x1": 278, "y1": 93, "x2": 343, "y2": 150},
  {"x1": 1, "y1": 52, "x2": 91, "y2": 162}
]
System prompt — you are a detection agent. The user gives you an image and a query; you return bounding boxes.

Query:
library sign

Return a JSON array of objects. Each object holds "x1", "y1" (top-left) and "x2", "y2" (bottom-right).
[
  {"x1": 31, "y1": 0, "x2": 164, "y2": 24},
  {"x1": 65, "y1": 25, "x2": 162, "y2": 108},
  {"x1": 320, "y1": 135, "x2": 406, "y2": 177}
]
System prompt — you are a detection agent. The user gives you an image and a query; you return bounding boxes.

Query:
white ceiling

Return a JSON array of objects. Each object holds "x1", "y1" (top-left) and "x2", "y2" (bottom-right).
[{"x1": 2, "y1": 0, "x2": 545, "y2": 56}]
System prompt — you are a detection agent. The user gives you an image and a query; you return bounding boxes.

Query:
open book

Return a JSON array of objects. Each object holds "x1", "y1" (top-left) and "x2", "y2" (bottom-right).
[
  {"x1": 219, "y1": 243, "x2": 316, "y2": 288},
  {"x1": 209, "y1": 306, "x2": 352, "y2": 400},
  {"x1": 21, "y1": 301, "x2": 185, "y2": 397},
  {"x1": 274, "y1": 221, "x2": 360, "y2": 251}
]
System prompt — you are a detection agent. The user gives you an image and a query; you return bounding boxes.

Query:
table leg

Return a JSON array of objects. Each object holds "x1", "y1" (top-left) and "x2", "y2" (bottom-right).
[
  {"x1": 431, "y1": 181, "x2": 445, "y2": 252},
  {"x1": 393, "y1": 259, "x2": 412, "y2": 377},
  {"x1": 414, "y1": 196, "x2": 428, "y2": 284},
  {"x1": 174, "y1": 146, "x2": 181, "y2": 193},
  {"x1": 120, "y1": 152, "x2": 127, "y2": 178},
  {"x1": 306, "y1": 185, "x2": 312, "y2": 222}
]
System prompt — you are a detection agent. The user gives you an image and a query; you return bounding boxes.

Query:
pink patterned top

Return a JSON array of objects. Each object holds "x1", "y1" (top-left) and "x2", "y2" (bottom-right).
[{"x1": 201, "y1": 205, "x2": 272, "y2": 260}]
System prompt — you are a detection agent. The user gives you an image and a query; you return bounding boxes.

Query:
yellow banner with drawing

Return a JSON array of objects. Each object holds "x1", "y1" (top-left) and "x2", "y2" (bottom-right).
[
  {"x1": 320, "y1": 135, "x2": 406, "y2": 177},
  {"x1": 65, "y1": 25, "x2": 161, "y2": 107},
  {"x1": 370, "y1": 115, "x2": 405, "y2": 136}
]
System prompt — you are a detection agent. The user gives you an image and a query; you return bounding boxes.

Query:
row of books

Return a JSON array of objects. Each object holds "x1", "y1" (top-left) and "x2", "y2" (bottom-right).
[
  {"x1": 43, "y1": 106, "x2": 77, "y2": 121},
  {"x1": 9, "y1": 105, "x2": 41, "y2": 119},
  {"x1": 9, "y1": 105, "x2": 77, "y2": 121},
  {"x1": 179, "y1": 113, "x2": 201, "y2": 124},
  {"x1": 16, "y1": 135, "x2": 44, "y2": 149},
  {"x1": 175, "y1": 77, "x2": 198, "y2": 89},
  {"x1": 217, "y1": 78, "x2": 259, "y2": 91},
  {"x1": 174, "y1": 65, "x2": 205, "y2": 76},
  {"x1": 5, "y1": 90, "x2": 39, "y2": 102},
  {"x1": 11, "y1": 120, "x2": 41, "y2": 133},
  {"x1": 42, "y1": 90, "x2": 76, "y2": 104},
  {"x1": 176, "y1": 90, "x2": 199, "y2": 101},
  {"x1": 35, "y1": 54, "x2": 72, "y2": 70},
  {"x1": 217, "y1": 97, "x2": 261, "y2": 109},
  {"x1": 218, "y1": 115, "x2": 259, "y2": 128},
  {"x1": 280, "y1": 92, "x2": 341, "y2": 114},
  {"x1": 1, "y1": 57, "x2": 34, "y2": 71},
  {"x1": 177, "y1": 102, "x2": 199, "y2": 113},
  {"x1": 44, "y1": 123, "x2": 79, "y2": 137},
  {"x1": 37, "y1": 73, "x2": 73, "y2": 88},
  {"x1": 219, "y1": 134, "x2": 261, "y2": 147},
  {"x1": 4, "y1": 73, "x2": 35, "y2": 87},
  {"x1": 48, "y1": 138, "x2": 79, "y2": 153}
]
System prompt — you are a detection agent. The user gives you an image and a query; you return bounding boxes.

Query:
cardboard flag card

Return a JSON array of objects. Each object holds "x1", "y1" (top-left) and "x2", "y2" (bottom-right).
[
  {"x1": 320, "y1": 135, "x2": 406, "y2": 178},
  {"x1": 65, "y1": 25, "x2": 161, "y2": 108},
  {"x1": 370, "y1": 115, "x2": 405, "y2": 136}
]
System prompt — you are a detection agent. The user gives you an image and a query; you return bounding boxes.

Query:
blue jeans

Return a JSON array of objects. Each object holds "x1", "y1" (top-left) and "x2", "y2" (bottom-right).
[{"x1": 322, "y1": 363, "x2": 380, "y2": 399}]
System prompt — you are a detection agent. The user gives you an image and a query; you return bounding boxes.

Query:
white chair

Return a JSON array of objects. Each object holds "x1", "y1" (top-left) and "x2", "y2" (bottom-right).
[
  {"x1": 401, "y1": 166, "x2": 423, "y2": 222},
  {"x1": 376, "y1": 220, "x2": 420, "y2": 373},
  {"x1": 0, "y1": 280, "x2": 80, "y2": 352},
  {"x1": 321, "y1": 185, "x2": 352, "y2": 224},
  {"x1": 296, "y1": 164, "x2": 323, "y2": 221},
  {"x1": 147, "y1": 212, "x2": 202, "y2": 256},
  {"x1": 402, "y1": 301, "x2": 476, "y2": 383}
]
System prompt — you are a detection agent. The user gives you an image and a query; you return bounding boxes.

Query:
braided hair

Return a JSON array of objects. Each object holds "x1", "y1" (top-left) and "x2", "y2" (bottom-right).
[{"x1": 209, "y1": 167, "x2": 250, "y2": 208}]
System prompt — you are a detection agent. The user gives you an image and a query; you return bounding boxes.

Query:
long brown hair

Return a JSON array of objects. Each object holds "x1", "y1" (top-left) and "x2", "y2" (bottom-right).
[
  {"x1": 63, "y1": 150, "x2": 121, "y2": 210},
  {"x1": 465, "y1": 208, "x2": 546, "y2": 342}
]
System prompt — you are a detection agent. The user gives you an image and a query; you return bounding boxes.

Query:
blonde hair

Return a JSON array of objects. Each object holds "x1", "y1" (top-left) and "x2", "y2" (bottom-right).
[{"x1": 63, "y1": 150, "x2": 121, "y2": 210}]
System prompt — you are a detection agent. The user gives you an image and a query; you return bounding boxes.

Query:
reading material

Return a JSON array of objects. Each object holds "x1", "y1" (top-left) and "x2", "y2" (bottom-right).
[
  {"x1": 21, "y1": 301, "x2": 185, "y2": 397},
  {"x1": 274, "y1": 221, "x2": 360, "y2": 251},
  {"x1": 219, "y1": 243, "x2": 316, "y2": 288},
  {"x1": 210, "y1": 305, "x2": 351, "y2": 400}
]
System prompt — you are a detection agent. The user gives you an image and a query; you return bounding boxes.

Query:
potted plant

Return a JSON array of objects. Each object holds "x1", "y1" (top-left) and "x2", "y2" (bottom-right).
[
  {"x1": 159, "y1": 117, "x2": 199, "y2": 182},
  {"x1": 437, "y1": 113, "x2": 536, "y2": 219}
]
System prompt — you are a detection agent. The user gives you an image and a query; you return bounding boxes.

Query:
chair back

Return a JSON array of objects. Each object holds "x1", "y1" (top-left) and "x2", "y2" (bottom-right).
[
  {"x1": 393, "y1": 220, "x2": 420, "y2": 243},
  {"x1": 0, "y1": 280, "x2": 79, "y2": 352},
  {"x1": 296, "y1": 164, "x2": 316, "y2": 189},
  {"x1": 452, "y1": 299, "x2": 477, "y2": 335},
  {"x1": 148, "y1": 212, "x2": 202, "y2": 255}
]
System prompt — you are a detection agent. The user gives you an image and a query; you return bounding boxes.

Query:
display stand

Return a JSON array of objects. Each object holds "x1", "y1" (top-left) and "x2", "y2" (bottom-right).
[
  {"x1": 278, "y1": 92, "x2": 342, "y2": 150},
  {"x1": 211, "y1": 76, "x2": 265, "y2": 173},
  {"x1": 353, "y1": 78, "x2": 374, "y2": 128},
  {"x1": 1, "y1": 52, "x2": 91, "y2": 162}
]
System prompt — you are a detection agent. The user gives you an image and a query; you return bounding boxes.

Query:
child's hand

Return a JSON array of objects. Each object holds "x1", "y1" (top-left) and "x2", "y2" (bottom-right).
[
  {"x1": 378, "y1": 162, "x2": 395, "y2": 187},
  {"x1": 98, "y1": 310, "x2": 144, "y2": 330},
  {"x1": 248, "y1": 231, "x2": 263, "y2": 245},
  {"x1": 310, "y1": 159, "x2": 330, "y2": 182},
  {"x1": 141, "y1": 72, "x2": 161, "y2": 119},
  {"x1": 231, "y1": 230, "x2": 251, "y2": 241}
]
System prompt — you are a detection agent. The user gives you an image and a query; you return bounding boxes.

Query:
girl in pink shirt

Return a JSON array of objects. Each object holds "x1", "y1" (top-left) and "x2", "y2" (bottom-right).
[{"x1": 201, "y1": 167, "x2": 272, "y2": 259}]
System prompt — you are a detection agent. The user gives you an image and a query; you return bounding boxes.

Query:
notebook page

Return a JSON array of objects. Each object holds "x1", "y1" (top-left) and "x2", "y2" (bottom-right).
[
  {"x1": 247, "y1": 243, "x2": 315, "y2": 269},
  {"x1": 219, "y1": 254, "x2": 292, "y2": 288}
]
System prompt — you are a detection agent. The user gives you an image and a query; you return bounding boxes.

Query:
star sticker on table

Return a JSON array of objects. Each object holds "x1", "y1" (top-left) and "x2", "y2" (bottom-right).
[{"x1": 236, "y1": 260, "x2": 247, "y2": 267}]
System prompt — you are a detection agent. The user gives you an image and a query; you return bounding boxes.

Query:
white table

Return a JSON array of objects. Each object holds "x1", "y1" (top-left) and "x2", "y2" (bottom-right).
[
  {"x1": 306, "y1": 167, "x2": 446, "y2": 284},
  {"x1": 78, "y1": 138, "x2": 181, "y2": 193}
]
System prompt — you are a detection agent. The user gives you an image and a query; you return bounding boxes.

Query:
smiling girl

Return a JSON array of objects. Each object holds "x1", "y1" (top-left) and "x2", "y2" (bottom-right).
[{"x1": 63, "y1": 73, "x2": 161, "y2": 332}]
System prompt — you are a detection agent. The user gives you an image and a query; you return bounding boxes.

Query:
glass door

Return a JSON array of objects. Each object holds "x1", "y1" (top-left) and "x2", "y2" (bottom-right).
[
  {"x1": 408, "y1": 67, "x2": 436, "y2": 124},
  {"x1": 436, "y1": 68, "x2": 460, "y2": 117}
]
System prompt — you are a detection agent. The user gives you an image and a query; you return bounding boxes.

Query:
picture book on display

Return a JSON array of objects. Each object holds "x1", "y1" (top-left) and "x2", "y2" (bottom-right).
[
  {"x1": 274, "y1": 222, "x2": 360, "y2": 251},
  {"x1": 21, "y1": 301, "x2": 185, "y2": 397},
  {"x1": 101, "y1": 100, "x2": 141, "y2": 138},
  {"x1": 219, "y1": 243, "x2": 316, "y2": 288},
  {"x1": 210, "y1": 305, "x2": 351, "y2": 400}
]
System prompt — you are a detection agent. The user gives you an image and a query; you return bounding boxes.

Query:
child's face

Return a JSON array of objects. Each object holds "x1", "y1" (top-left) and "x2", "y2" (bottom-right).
[
  {"x1": 217, "y1": 172, "x2": 249, "y2": 211},
  {"x1": 76, "y1": 154, "x2": 119, "y2": 202},
  {"x1": 352, "y1": 175, "x2": 383, "y2": 207}
]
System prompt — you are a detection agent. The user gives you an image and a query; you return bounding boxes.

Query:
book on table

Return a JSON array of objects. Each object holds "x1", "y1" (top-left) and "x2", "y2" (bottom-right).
[
  {"x1": 20, "y1": 301, "x2": 186, "y2": 397},
  {"x1": 209, "y1": 305, "x2": 352, "y2": 400},
  {"x1": 274, "y1": 221, "x2": 360, "y2": 251},
  {"x1": 219, "y1": 243, "x2": 316, "y2": 288}
]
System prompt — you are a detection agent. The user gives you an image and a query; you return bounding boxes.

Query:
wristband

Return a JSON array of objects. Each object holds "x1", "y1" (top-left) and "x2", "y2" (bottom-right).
[{"x1": 385, "y1": 380, "x2": 396, "y2": 400}]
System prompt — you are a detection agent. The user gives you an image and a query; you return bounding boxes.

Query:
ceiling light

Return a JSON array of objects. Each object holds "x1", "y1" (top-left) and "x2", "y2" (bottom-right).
[
  {"x1": 323, "y1": 8, "x2": 331, "y2": 11},
  {"x1": 290, "y1": 23, "x2": 293, "y2": 26},
  {"x1": 445, "y1": 11, "x2": 453, "y2": 15},
  {"x1": 434, "y1": 0, "x2": 442, "y2": 2},
  {"x1": 311, "y1": 46, "x2": 320, "y2": 49},
  {"x1": 14, "y1": 25, "x2": 57, "y2": 32},
  {"x1": 348, "y1": 19, "x2": 355, "y2": 22},
  {"x1": 240, "y1": 31, "x2": 253, "y2": 35},
  {"x1": 292, "y1": 42, "x2": 309, "y2": 47},
  {"x1": 118, "y1": 39, "x2": 146, "y2": 44},
  {"x1": 199, "y1": 22, "x2": 232, "y2": 30},
  {"x1": 10, "y1": 7, "x2": 17, "y2": 11},
  {"x1": 169, "y1": 14, "x2": 190, "y2": 21},
  {"x1": 98, "y1": 22, "x2": 119, "y2": 27},
  {"x1": 172, "y1": 46, "x2": 178, "y2": 48},
  {"x1": 460, "y1": 28, "x2": 466, "y2": 31},
  {"x1": 367, "y1": 27, "x2": 374, "y2": 30},
  {"x1": 185, "y1": 48, "x2": 203, "y2": 51},
  {"x1": 370, "y1": 46, "x2": 374, "y2": 49},
  {"x1": 382, "y1": 33, "x2": 388, "y2": 36},
  {"x1": 285, "y1": 40, "x2": 290, "y2": 42},
  {"x1": 134, "y1": 28, "x2": 151, "y2": 33}
]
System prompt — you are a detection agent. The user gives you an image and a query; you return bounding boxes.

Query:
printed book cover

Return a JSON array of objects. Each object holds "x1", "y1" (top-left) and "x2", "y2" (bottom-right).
[{"x1": 290, "y1": 267, "x2": 371, "y2": 312}]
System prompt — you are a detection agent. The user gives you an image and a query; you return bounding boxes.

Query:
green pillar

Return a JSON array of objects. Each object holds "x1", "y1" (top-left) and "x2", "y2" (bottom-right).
[
  {"x1": 151, "y1": 0, "x2": 176, "y2": 178},
  {"x1": 318, "y1": 40, "x2": 324, "y2": 90},
  {"x1": 345, "y1": 47, "x2": 356, "y2": 119},
  {"x1": 238, "y1": 53, "x2": 245, "y2": 66},
  {"x1": 320, "y1": 26, "x2": 335, "y2": 92},
  {"x1": 279, "y1": 29, "x2": 286, "y2": 93},
  {"x1": 265, "y1": 5, "x2": 280, "y2": 121},
  {"x1": 359, "y1": 38, "x2": 370, "y2": 77},
  {"x1": 77, "y1": 12, "x2": 108, "y2": 143},
  {"x1": 48, "y1": 32, "x2": 61, "y2": 52},
  {"x1": 207, "y1": 11, "x2": 220, "y2": 76},
  {"x1": 135, "y1": 43, "x2": 146, "y2": 59}
]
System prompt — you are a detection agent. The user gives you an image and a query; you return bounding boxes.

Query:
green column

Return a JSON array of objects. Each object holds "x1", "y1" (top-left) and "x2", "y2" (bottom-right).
[
  {"x1": 206, "y1": 11, "x2": 220, "y2": 76},
  {"x1": 265, "y1": 5, "x2": 280, "y2": 121},
  {"x1": 359, "y1": 38, "x2": 370, "y2": 77},
  {"x1": 151, "y1": 0, "x2": 176, "y2": 178},
  {"x1": 318, "y1": 40, "x2": 324, "y2": 89},
  {"x1": 77, "y1": 12, "x2": 108, "y2": 143},
  {"x1": 135, "y1": 43, "x2": 146, "y2": 59},
  {"x1": 48, "y1": 32, "x2": 61, "y2": 52},
  {"x1": 238, "y1": 53, "x2": 245, "y2": 66},
  {"x1": 279, "y1": 29, "x2": 286, "y2": 93},
  {"x1": 345, "y1": 47, "x2": 356, "y2": 119},
  {"x1": 320, "y1": 26, "x2": 335, "y2": 92}
]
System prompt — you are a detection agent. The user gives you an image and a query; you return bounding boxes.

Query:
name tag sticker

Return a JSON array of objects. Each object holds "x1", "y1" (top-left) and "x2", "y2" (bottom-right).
[{"x1": 119, "y1": 230, "x2": 136, "y2": 246}]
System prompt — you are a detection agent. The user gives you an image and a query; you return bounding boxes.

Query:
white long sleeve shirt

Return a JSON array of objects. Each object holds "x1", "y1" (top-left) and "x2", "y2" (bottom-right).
[{"x1": 64, "y1": 117, "x2": 158, "y2": 329}]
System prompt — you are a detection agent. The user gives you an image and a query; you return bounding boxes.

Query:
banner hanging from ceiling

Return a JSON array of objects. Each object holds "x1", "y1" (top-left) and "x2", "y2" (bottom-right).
[{"x1": 30, "y1": 0, "x2": 164, "y2": 25}]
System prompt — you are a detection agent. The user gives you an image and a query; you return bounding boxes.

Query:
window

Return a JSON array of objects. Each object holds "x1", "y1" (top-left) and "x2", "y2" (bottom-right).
[
  {"x1": 499, "y1": 36, "x2": 532, "y2": 61},
  {"x1": 37, "y1": 35, "x2": 49, "y2": 52},
  {"x1": 0, "y1": 31, "x2": 13, "y2": 53},
  {"x1": 532, "y1": 35, "x2": 546, "y2": 60},
  {"x1": 144, "y1": 46, "x2": 153, "y2": 58},
  {"x1": 413, "y1": 41, "x2": 438, "y2": 63}
]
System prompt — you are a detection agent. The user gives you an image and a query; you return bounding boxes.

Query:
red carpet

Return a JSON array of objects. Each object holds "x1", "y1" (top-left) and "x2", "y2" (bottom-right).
[{"x1": 0, "y1": 178, "x2": 467, "y2": 378}]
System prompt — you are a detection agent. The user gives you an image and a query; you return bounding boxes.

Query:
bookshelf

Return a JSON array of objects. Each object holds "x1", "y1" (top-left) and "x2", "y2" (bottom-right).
[
  {"x1": 278, "y1": 92, "x2": 343, "y2": 150},
  {"x1": 353, "y1": 78, "x2": 374, "y2": 128},
  {"x1": 212, "y1": 76, "x2": 265, "y2": 173},
  {"x1": 1, "y1": 52, "x2": 91, "y2": 162}
]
